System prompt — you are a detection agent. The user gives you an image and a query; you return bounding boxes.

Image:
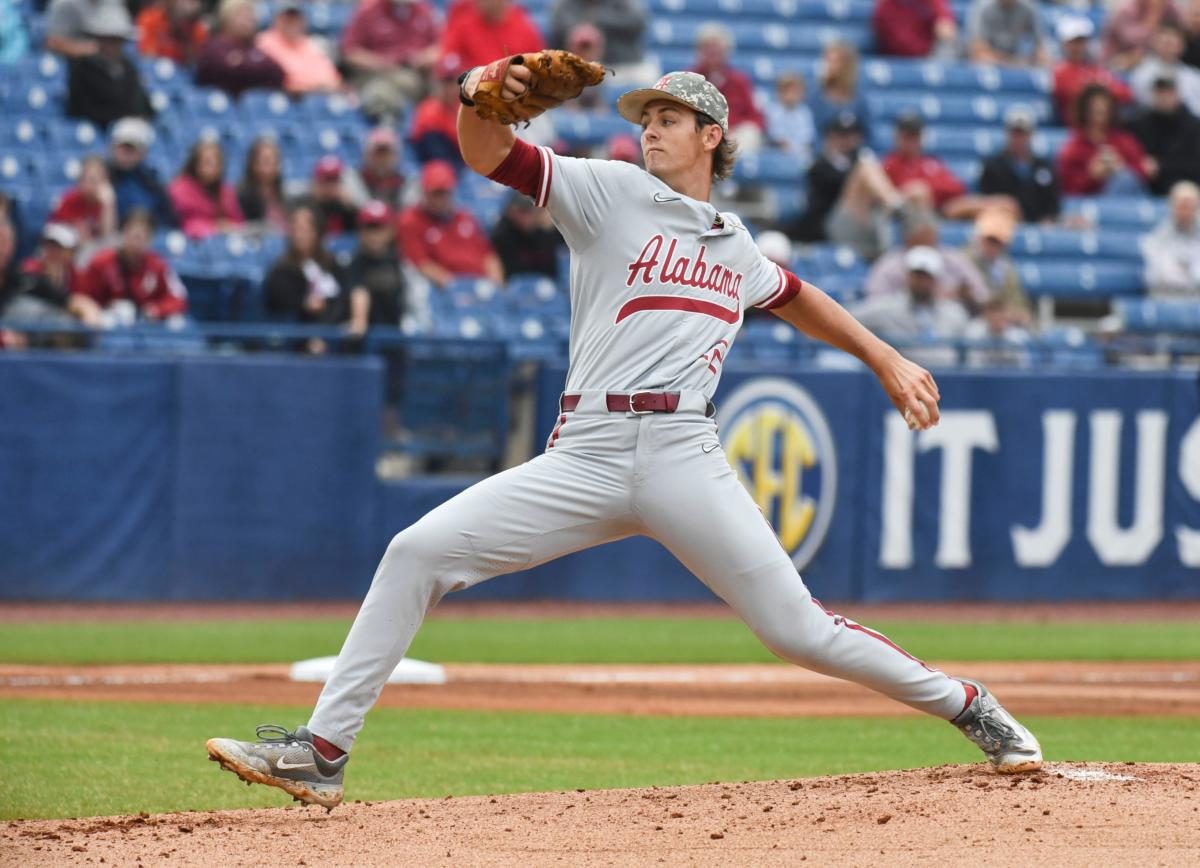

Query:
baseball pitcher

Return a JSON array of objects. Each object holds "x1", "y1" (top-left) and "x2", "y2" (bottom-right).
[{"x1": 208, "y1": 52, "x2": 1042, "y2": 810}]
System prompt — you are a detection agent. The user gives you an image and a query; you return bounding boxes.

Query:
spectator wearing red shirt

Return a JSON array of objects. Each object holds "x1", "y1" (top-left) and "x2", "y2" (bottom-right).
[
  {"x1": 136, "y1": 0, "x2": 208, "y2": 66},
  {"x1": 195, "y1": 0, "x2": 284, "y2": 98},
  {"x1": 883, "y1": 112, "x2": 1019, "y2": 221},
  {"x1": 873, "y1": 0, "x2": 959, "y2": 59},
  {"x1": 341, "y1": 0, "x2": 441, "y2": 119},
  {"x1": 440, "y1": 0, "x2": 543, "y2": 72},
  {"x1": 398, "y1": 160, "x2": 504, "y2": 288},
  {"x1": 167, "y1": 139, "x2": 245, "y2": 239},
  {"x1": 1058, "y1": 84, "x2": 1157, "y2": 195},
  {"x1": 410, "y1": 57, "x2": 463, "y2": 167},
  {"x1": 691, "y1": 23, "x2": 764, "y2": 152},
  {"x1": 1054, "y1": 17, "x2": 1134, "y2": 125},
  {"x1": 50, "y1": 155, "x2": 117, "y2": 247},
  {"x1": 79, "y1": 209, "x2": 188, "y2": 322}
]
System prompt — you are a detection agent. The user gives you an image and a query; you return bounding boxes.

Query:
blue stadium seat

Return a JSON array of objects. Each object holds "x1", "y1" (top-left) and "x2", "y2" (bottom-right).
[
  {"x1": 1062, "y1": 196, "x2": 1168, "y2": 229},
  {"x1": 1016, "y1": 259, "x2": 1144, "y2": 298},
  {"x1": 734, "y1": 150, "x2": 807, "y2": 184},
  {"x1": 647, "y1": 18, "x2": 871, "y2": 54},
  {"x1": 1116, "y1": 299, "x2": 1200, "y2": 334},
  {"x1": 865, "y1": 92, "x2": 1053, "y2": 125},
  {"x1": 647, "y1": 0, "x2": 876, "y2": 20},
  {"x1": 0, "y1": 117, "x2": 42, "y2": 148},
  {"x1": 870, "y1": 124, "x2": 1070, "y2": 159},
  {"x1": 239, "y1": 89, "x2": 300, "y2": 123},
  {"x1": 938, "y1": 223, "x2": 1145, "y2": 261},
  {"x1": 178, "y1": 87, "x2": 237, "y2": 120},
  {"x1": 554, "y1": 112, "x2": 636, "y2": 147},
  {"x1": 862, "y1": 60, "x2": 1050, "y2": 95}
]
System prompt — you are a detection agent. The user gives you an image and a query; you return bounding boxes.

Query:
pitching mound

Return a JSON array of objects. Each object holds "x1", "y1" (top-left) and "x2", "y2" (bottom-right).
[{"x1": 5, "y1": 763, "x2": 1197, "y2": 866}]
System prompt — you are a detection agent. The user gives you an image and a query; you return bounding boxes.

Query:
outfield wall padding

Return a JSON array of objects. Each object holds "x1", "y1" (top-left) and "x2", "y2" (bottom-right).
[{"x1": 1, "y1": 354, "x2": 1197, "y2": 601}]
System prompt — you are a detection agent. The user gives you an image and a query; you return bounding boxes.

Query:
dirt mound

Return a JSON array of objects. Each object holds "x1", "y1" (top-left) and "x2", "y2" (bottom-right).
[{"x1": 4, "y1": 763, "x2": 1197, "y2": 867}]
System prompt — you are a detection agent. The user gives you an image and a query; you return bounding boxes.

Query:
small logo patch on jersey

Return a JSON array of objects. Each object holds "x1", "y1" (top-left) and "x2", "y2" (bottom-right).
[
  {"x1": 653, "y1": 192, "x2": 681, "y2": 203},
  {"x1": 717, "y1": 379, "x2": 838, "y2": 571},
  {"x1": 701, "y1": 442, "x2": 720, "y2": 454}
]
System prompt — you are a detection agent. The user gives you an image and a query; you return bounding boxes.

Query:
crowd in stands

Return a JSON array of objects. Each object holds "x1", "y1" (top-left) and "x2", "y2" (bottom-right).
[{"x1": 1, "y1": 0, "x2": 1199, "y2": 362}]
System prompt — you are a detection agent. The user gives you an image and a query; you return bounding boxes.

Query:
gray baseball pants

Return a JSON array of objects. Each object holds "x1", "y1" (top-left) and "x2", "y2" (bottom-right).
[{"x1": 308, "y1": 391, "x2": 967, "y2": 751}]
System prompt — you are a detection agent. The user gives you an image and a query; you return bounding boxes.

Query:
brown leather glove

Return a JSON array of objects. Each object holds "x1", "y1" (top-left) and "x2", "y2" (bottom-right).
[{"x1": 471, "y1": 50, "x2": 607, "y2": 126}]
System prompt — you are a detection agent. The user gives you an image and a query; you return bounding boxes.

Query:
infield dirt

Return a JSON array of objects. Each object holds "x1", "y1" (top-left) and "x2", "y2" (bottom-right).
[{"x1": 4, "y1": 762, "x2": 1197, "y2": 866}]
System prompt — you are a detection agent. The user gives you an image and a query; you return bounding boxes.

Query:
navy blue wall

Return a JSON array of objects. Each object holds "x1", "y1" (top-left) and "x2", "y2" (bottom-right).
[
  {"x1": 0, "y1": 354, "x2": 382, "y2": 600},
  {"x1": 2, "y1": 354, "x2": 1198, "y2": 601}
]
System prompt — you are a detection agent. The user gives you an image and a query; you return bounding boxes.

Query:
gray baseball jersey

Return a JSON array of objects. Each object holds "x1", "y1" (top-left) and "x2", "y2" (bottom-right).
[{"x1": 531, "y1": 147, "x2": 791, "y2": 397}]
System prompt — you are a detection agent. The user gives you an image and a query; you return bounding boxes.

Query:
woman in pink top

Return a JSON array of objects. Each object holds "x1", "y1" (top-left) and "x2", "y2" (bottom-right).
[
  {"x1": 168, "y1": 139, "x2": 246, "y2": 239},
  {"x1": 1103, "y1": 0, "x2": 1183, "y2": 70},
  {"x1": 255, "y1": 3, "x2": 341, "y2": 94}
]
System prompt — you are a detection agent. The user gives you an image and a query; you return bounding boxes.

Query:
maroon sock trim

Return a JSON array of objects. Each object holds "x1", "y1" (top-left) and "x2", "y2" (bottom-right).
[{"x1": 312, "y1": 733, "x2": 345, "y2": 761}]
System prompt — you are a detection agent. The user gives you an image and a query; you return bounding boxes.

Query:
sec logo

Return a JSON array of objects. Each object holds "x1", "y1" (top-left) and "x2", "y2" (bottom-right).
[{"x1": 717, "y1": 378, "x2": 838, "y2": 570}]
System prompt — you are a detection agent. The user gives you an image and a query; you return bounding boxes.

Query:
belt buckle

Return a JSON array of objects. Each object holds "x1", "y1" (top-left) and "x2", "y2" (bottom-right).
[{"x1": 627, "y1": 391, "x2": 654, "y2": 415}]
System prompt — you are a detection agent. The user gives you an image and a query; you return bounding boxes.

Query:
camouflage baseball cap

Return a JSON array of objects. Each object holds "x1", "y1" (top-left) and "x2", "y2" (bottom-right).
[{"x1": 617, "y1": 72, "x2": 729, "y2": 133}]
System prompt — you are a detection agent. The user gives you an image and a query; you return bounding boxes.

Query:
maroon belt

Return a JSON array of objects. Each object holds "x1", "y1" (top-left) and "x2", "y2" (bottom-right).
[{"x1": 560, "y1": 392, "x2": 714, "y2": 416}]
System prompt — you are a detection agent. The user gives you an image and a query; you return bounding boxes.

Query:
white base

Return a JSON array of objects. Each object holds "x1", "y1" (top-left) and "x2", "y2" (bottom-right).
[{"x1": 289, "y1": 656, "x2": 447, "y2": 685}]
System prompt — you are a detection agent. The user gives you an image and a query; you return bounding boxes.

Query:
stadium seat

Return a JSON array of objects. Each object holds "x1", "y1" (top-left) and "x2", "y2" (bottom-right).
[
  {"x1": 862, "y1": 60, "x2": 1050, "y2": 95},
  {"x1": 1062, "y1": 196, "x2": 1168, "y2": 229},
  {"x1": 1116, "y1": 299, "x2": 1200, "y2": 334},
  {"x1": 1016, "y1": 259, "x2": 1144, "y2": 298},
  {"x1": 865, "y1": 92, "x2": 1054, "y2": 125}
]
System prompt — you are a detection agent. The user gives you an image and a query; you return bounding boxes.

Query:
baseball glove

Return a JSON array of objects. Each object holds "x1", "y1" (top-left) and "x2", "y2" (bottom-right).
[{"x1": 472, "y1": 50, "x2": 607, "y2": 126}]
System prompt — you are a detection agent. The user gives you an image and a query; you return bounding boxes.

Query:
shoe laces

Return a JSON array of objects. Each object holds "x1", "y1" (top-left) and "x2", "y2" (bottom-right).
[
  {"x1": 961, "y1": 707, "x2": 1019, "y2": 750},
  {"x1": 255, "y1": 724, "x2": 304, "y2": 746}
]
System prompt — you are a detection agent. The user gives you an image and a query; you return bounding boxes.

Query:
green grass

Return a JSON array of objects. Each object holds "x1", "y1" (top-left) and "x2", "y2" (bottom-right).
[
  {"x1": 1, "y1": 618, "x2": 1198, "y2": 665},
  {"x1": 2, "y1": 698, "x2": 1197, "y2": 820}
]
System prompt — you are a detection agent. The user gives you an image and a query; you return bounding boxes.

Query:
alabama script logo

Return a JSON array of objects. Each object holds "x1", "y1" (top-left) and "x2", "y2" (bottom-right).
[
  {"x1": 618, "y1": 234, "x2": 744, "y2": 324},
  {"x1": 717, "y1": 378, "x2": 839, "y2": 571}
]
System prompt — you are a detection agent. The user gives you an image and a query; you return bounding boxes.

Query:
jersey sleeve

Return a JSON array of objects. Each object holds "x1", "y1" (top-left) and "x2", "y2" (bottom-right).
[
  {"x1": 742, "y1": 248, "x2": 803, "y2": 310},
  {"x1": 488, "y1": 140, "x2": 630, "y2": 251}
]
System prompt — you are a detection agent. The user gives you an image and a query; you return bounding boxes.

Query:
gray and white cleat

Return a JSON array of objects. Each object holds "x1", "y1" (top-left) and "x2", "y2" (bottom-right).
[
  {"x1": 952, "y1": 679, "x2": 1043, "y2": 774},
  {"x1": 207, "y1": 724, "x2": 347, "y2": 810}
]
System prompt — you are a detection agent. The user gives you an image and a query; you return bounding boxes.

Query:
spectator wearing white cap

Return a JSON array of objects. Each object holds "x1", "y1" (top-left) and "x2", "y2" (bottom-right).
[
  {"x1": 1054, "y1": 17, "x2": 1135, "y2": 125},
  {"x1": 107, "y1": 117, "x2": 177, "y2": 228},
  {"x1": 966, "y1": 0, "x2": 1048, "y2": 67},
  {"x1": 1103, "y1": 0, "x2": 1184, "y2": 72},
  {"x1": 1131, "y1": 22, "x2": 1200, "y2": 113},
  {"x1": 852, "y1": 246, "x2": 971, "y2": 356},
  {"x1": 755, "y1": 231, "x2": 794, "y2": 269},
  {"x1": 1141, "y1": 180, "x2": 1200, "y2": 295},
  {"x1": 979, "y1": 105, "x2": 1060, "y2": 224},
  {"x1": 66, "y1": 4, "x2": 154, "y2": 129},
  {"x1": 864, "y1": 216, "x2": 990, "y2": 311},
  {"x1": 5, "y1": 223, "x2": 104, "y2": 329}
]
